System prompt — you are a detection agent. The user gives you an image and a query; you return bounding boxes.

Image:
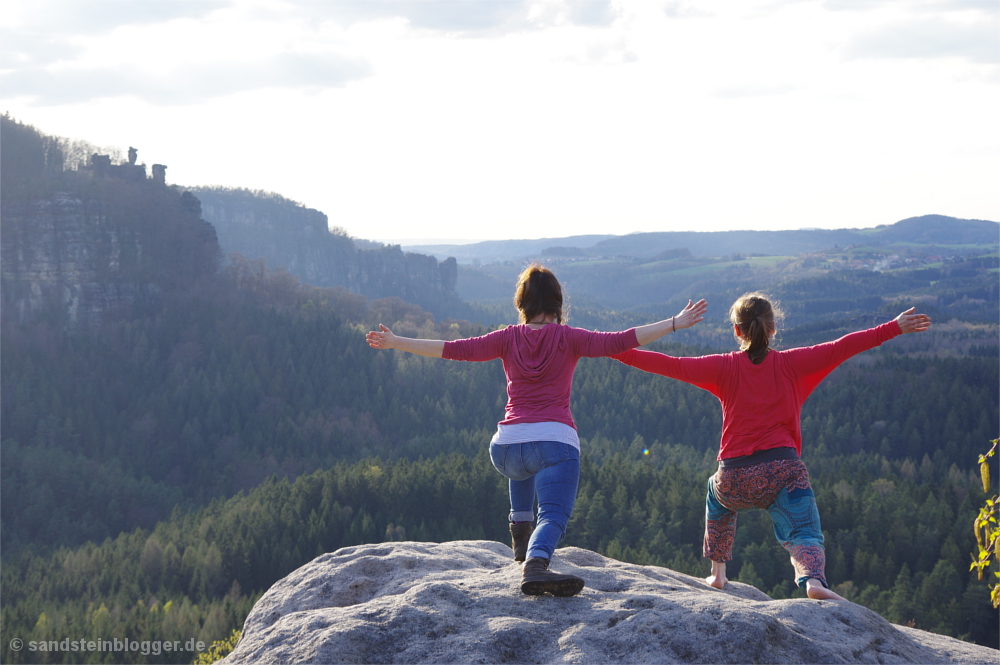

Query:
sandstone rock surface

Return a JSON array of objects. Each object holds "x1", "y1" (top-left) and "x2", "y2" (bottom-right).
[
  {"x1": 1, "y1": 194, "x2": 140, "y2": 329},
  {"x1": 223, "y1": 540, "x2": 998, "y2": 664}
]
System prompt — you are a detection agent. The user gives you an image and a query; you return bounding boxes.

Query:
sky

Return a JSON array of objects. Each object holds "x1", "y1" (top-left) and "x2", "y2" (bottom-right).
[{"x1": 2, "y1": 0, "x2": 998, "y2": 244}]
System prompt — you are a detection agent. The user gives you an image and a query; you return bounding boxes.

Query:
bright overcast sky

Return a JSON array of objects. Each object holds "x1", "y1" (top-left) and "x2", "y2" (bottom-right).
[{"x1": 2, "y1": 0, "x2": 998, "y2": 242}]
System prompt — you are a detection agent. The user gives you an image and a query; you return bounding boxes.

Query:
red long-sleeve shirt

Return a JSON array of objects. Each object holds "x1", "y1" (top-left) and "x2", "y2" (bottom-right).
[
  {"x1": 611, "y1": 321, "x2": 902, "y2": 460},
  {"x1": 443, "y1": 324, "x2": 640, "y2": 429}
]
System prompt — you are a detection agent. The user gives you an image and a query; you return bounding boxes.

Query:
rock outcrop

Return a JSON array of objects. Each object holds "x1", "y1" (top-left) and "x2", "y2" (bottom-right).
[
  {"x1": 1, "y1": 181, "x2": 220, "y2": 331},
  {"x1": 223, "y1": 541, "x2": 997, "y2": 664},
  {"x1": 0, "y1": 193, "x2": 149, "y2": 330}
]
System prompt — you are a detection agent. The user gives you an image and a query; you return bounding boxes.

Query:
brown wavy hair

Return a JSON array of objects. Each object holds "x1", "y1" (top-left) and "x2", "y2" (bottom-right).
[
  {"x1": 729, "y1": 292, "x2": 781, "y2": 364},
  {"x1": 514, "y1": 264, "x2": 563, "y2": 325}
]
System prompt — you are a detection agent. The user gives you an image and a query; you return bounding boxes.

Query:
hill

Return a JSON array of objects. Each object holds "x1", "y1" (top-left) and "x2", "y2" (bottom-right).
[
  {"x1": 188, "y1": 186, "x2": 462, "y2": 318},
  {"x1": 867, "y1": 215, "x2": 1000, "y2": 245},
  {"x1": 405, "y1": 215, "x2": 998, "y2": 264},
  {"x1": 438, "y1": 218, "x2": 998, "y2": 331},
  {"x1": 0, "y1": 116, "x2": 221, "y2": 331}
]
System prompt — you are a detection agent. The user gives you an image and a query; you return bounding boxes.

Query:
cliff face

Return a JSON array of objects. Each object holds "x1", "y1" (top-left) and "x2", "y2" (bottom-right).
[
  {"x1": 1, "y1": 117, "x2": 227, "y2": 332},
  {"x1": 1, "y1": 193, "x2": 152, "y2": 330},
  {"x1": 192, "y1": 188, "x2": 458, "y2": 312},
  {"x1": 0, "y1": 185, "x2": 457, "y2": 332},
  {"x1": 352, "y1": 245, "x2": 458, "y2": 308}
]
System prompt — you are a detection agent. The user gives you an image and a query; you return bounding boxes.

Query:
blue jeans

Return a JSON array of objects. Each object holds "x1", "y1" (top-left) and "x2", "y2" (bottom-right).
[{"x1": 489, "y1": 441, "x2": 580, "y2": 561}]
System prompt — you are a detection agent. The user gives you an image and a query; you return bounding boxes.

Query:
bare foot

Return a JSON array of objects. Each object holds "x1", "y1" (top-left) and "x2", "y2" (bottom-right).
[
  {"x1": 806, "y1": 579, "x2": 845, "y2": 601},
  {"x1": 705, "y1": 573, "x2": 727, "y2": 590},
  {"x1": 705, "y1": 561, "x2": 727, "y2": 589}
]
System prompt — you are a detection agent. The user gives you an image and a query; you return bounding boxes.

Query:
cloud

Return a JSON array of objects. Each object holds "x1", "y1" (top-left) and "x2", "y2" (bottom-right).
[
  {"x1": 1, "y1": 31, "x2": 84, "y2": 68},
  {"x1": 0, "y1": 0, "x2": 622, "y2": 106},
  {"x1": 1, "y1": 0, "x2": 230, "y2": 70},
  {"x1": 559, "y1": 37, "x2": 637, "y2": 66},
  {"x1": 3, "y1": 0, "x2": 230, "y2": 35},
  {"x1": 820, "y1": 0, "x2": 999, "y2": 64},
  {"x1": 823, "y1": 0, "x2": 997, "y2": 12},
  {"x1": 304, "y1": 0, "x2": 619, "y2": 33},
  {"x1": 844, "y1": 18, "x2": 999, "y2": 64},
  {"x1": 713, "y1": 83, "x2": 798, "y2": 98},
  {"x1": 661, "y1": 2, "x2": 712, "y2": 19},
  {"x1": 563, "y1": 0, "x2": 619, "y2": 26},
  {"x1": 0, "y1": 52, "x2": 373, "y2": 106},
  {"x1": 3, "y1": 0, "x2": 619, "y2": 43},
  {"x1": 313, "y1": 0, "x2": 532, "y2": 31}
]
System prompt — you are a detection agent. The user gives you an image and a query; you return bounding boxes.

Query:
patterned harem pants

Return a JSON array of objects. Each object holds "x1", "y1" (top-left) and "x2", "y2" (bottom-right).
[{"x1": 703, "y1": 459, "x2": 828, "y2": 588}]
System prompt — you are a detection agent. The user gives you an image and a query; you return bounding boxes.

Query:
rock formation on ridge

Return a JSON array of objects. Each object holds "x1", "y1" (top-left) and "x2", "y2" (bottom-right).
[{"x1": 222, "y1": 540, "x2": 998, "y2": 664}]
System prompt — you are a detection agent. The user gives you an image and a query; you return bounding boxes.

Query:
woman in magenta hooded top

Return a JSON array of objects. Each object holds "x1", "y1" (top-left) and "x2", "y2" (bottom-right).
[{"x1": 368, "y1": 264, "x2": 706, "y2": 596}]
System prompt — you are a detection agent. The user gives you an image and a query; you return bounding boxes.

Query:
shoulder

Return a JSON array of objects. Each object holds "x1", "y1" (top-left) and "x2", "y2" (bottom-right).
[
  {"x1": 543, "y1": 324, "x2": 587, "y2": 342},
  {"x1": 562, "y1": 325, "x2": 592, "y2": 336},
  {"x1": 715, "y1": 350, "x2": 744, "y2": 363},
  {"x1": 765, "y1": 347, "x2": 801, "y2": 363},
  {"x1": 561, "y1": 325, "x2": 630, "y2": 338},
  {"x1": 490, "y1": 324, "x2": 523, "y2": 337},
  {"x1": 720, "y1": 351, "x2": 746, "y2": 368},
  {"x1": 450, "y1": 325, "x2": 516, "y2": 345}
]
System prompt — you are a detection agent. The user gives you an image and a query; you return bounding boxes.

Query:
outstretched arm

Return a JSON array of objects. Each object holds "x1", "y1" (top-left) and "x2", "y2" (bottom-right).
[
  {"x1": 634, "y1": 299, "x2": 708, "y2": 346},
  {"x1": 788, "y1": 307, "x2": 932, "y2": 399},
  {"x1": 895, "y1": 307, "x2": 931, "y2": 334},
  {"x1": 366, "y1": 324, "x2": 445, "y2": 358}
]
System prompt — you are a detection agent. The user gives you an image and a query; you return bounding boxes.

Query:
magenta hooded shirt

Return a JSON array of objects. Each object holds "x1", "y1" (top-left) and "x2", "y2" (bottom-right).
[{"x1": 443, "y1": 324, "x2": 640, "y2": 430}]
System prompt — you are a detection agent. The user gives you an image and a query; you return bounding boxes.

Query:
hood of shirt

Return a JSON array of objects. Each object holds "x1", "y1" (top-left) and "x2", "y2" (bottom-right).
[{"x1": 505, "y1": 324, "x2": 567, "y2": 382}]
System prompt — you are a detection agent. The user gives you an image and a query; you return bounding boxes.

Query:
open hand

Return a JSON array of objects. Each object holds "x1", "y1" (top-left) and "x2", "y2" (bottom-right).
[
  {"x1": 895, "y1": 308, "x2": 931, "y2": 334},
  {"x1": 673, "y1": 299, "x2": 708, "y2": 331},
  {"x1": 366, "y1": 324, "x2": 397, "y2": 349}
]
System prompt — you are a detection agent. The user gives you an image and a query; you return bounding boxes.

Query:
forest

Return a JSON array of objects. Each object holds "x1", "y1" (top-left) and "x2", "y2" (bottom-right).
[{"x1": 1, "y1": 116, "x2": 998, "y2": 663}]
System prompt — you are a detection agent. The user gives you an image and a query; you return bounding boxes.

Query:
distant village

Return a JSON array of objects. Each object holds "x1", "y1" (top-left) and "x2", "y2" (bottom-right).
[{"x1": 827, "y1": 248, "x2": 950, "y2": 272}]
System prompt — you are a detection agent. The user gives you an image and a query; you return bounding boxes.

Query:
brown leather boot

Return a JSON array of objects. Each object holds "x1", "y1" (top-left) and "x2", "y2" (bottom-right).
[
  {"x1": 509, "y1": 521, "x2": 533, "y2": 562},
  {"x1": 520, "y1": 557, "x2": 585, "y2": 597}
]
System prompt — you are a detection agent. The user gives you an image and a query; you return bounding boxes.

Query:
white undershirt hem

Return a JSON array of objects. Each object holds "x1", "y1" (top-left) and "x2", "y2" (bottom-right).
[{"x1": 490, "y1": 422, "x2": 580, "y2": 451}]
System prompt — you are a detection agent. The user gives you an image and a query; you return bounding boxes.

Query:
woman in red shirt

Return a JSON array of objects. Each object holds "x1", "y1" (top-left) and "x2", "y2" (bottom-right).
[
  {"x1": 368, "y1": 264, "x2": 706, "y2": 596},
  {"x1": 612, "y1": 292, "x2": 930, "y2": 600}
]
